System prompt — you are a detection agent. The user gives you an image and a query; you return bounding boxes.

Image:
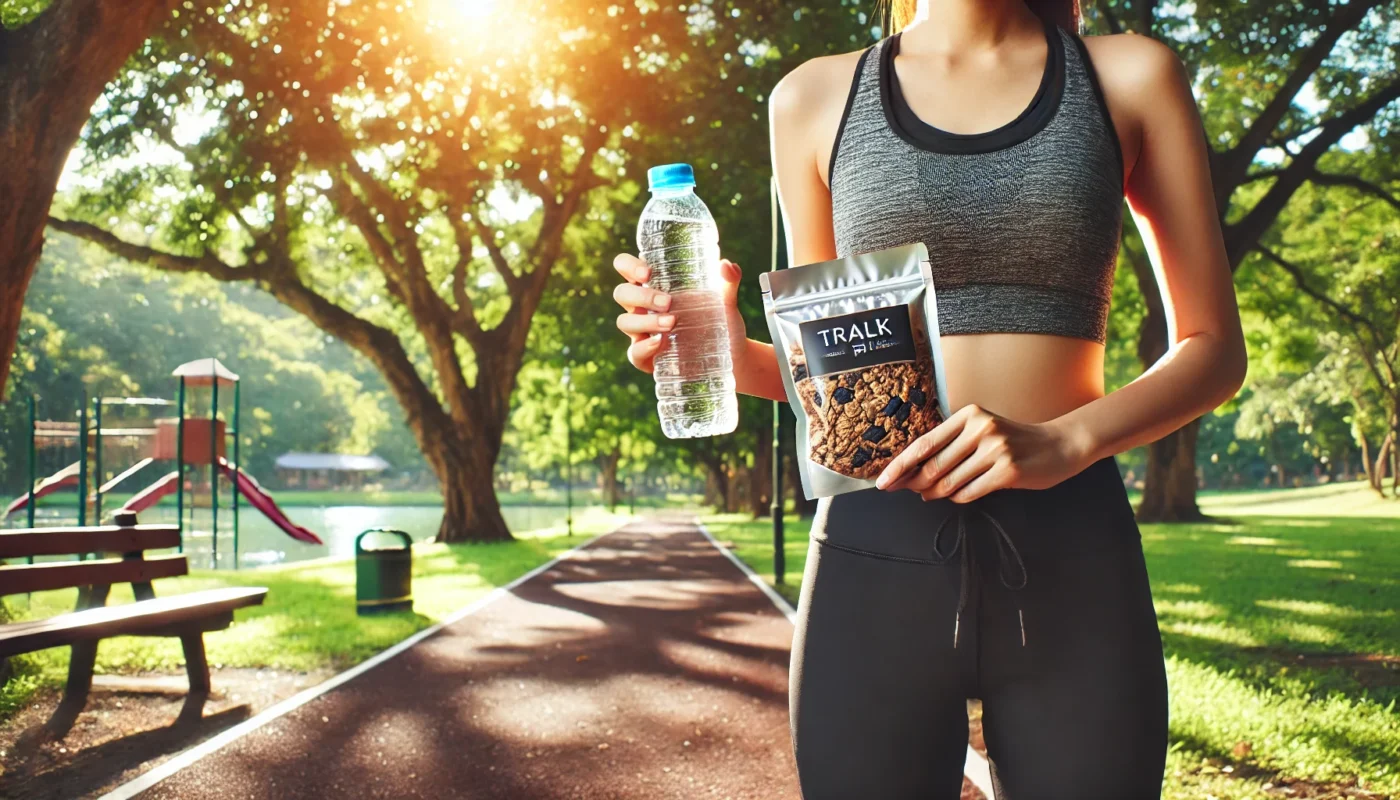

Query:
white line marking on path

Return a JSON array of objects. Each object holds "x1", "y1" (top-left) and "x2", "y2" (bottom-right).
[
  {"x1": 694, "y1": 518, "x2": 797, "y2": 623},
  {"x1": 693, "y1": 516, "x2": 994, "y2": 799},
  {"x1": 98, "y1": 527, "x2": 615, "y2": 800}
]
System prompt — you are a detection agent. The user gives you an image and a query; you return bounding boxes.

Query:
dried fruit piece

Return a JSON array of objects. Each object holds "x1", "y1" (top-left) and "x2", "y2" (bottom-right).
[{"x1": 785, "y1": 331, "x2": 940, "y2": 480}]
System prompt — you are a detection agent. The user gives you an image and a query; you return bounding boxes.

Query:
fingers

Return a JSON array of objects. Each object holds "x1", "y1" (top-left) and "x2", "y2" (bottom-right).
[
  {"x1": 919, "y1": 450, "x2": 990, "y2": 501},
  {"x1": 614, "y1": 252, "x2": 650, "y2": 284},
  {"x1": 627, "y1": 334, "x2": 663, "y2": 372},
  {"x1": 719, "y1": 257, "x2": 742, "y2": 301},
  {"x1": 947, "y1": 459, "x2": 1014, "y2": 504},
  {"x1": 616, "y1": 311, "x2": 676, "y2": 338},
  {"x1": 898, "y1": 428, "x2": 980, "y2": 495},
  {"x1": 615, "y1": 252, "x2": 666, "y2": 373},
  {"x1": 613, "y1": 282, "x2": 672, "y2": 314},
  {"x1": 875, "y1": 405, "x2": 972, "y2": 490}
]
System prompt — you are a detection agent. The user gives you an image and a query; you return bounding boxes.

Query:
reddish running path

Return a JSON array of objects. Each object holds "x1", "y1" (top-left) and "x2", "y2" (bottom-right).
[{"x1": 135, "y1": 519, "x2": 801, "y2": 799}]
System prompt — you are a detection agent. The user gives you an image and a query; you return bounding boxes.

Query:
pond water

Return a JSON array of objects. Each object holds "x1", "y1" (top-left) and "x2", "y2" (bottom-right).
[{"x1": 125, "y1": 504, "x2": 589, "y2": 569}]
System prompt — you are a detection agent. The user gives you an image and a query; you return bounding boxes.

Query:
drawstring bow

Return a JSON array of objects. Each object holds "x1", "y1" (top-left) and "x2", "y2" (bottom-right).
[{"x1": 930, "y1": 503, "x2": 1029, "y2": 649}]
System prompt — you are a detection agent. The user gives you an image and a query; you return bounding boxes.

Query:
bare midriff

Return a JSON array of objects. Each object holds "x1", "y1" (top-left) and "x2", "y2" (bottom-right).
[{"x1": 939, "y1": 333, "x2": 1105, "y2": 424}]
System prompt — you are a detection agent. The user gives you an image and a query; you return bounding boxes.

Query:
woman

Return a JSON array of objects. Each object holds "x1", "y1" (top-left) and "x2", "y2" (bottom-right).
[{"x1": 613, "y1": 0, "x2": 1245, "y2": 796}]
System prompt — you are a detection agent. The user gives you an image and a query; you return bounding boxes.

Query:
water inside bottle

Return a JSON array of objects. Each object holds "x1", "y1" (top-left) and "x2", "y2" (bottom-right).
[{"x1": 637, "y1": 209, "x2": 739, "y2": 439}]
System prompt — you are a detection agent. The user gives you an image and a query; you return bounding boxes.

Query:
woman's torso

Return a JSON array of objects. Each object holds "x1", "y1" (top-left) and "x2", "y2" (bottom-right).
[{"x1": 816, "y1": 19, "x2": 1126, "y2": 425}]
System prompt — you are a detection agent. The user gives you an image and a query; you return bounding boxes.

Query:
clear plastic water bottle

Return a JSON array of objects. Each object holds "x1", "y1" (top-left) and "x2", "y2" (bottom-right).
[{"x1": 636, "y1": 163, "x2": 738, "y2": 439}]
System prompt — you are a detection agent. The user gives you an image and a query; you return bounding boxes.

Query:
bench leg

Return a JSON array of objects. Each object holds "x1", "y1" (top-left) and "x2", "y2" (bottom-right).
[
  {"x1": 46, "y1": 640, "x2": 98, "y2": 737},
  {"x1": 177, "y1": 632, "x2": 211, "y2": 724}
]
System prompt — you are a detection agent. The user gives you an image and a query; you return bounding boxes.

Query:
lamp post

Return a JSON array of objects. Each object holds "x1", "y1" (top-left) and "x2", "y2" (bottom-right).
[
  {"x1": 769, "y1": 175, "x2": 787, "y2": 585},
  {"x1": 562, "y1": 354, "x2": 572, "y2": 538}
]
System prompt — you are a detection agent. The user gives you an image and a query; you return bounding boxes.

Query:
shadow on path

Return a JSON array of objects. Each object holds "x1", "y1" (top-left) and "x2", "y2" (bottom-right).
[{"x1": 137, "y1": 520, "x2": 801, "y2": 800}]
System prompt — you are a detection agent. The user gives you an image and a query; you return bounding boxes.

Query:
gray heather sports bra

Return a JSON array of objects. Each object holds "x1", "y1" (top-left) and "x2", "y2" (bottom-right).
[{"x1": 828, "y1": 19, "x2": 1124, "y2": 344}]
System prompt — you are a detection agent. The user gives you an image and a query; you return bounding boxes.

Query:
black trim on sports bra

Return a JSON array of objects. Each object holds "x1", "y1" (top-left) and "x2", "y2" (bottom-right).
[
  {"x1": 880, "y1": 17, "x2": 1066, "y2": 156},
  {"x1": 827, "y1": 46, "x2": 876, "y2": 193}
]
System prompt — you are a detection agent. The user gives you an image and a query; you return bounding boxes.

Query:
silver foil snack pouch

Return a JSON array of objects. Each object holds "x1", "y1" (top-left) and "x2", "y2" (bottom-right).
[{"x1": 761, "y1": 242, "x2": 950, "y2": 500}]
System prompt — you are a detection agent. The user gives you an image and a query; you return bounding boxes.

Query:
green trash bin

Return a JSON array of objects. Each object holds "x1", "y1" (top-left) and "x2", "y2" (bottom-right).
[{"x1": 356, "y1": 529, "x2": 413, "y2": 615}]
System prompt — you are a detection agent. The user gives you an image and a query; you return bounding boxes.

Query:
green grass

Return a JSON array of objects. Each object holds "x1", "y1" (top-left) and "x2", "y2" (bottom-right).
[
  {"x1": 703, "y1": 479, "x2": 1400, "y2": 799},
  {"x1": 0, "y1": 507, "x2": 633, "y2": 721}
]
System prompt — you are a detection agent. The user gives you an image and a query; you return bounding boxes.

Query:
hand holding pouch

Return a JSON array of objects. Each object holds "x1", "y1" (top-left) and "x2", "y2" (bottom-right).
[{"x1": 761, "y1": 242, "x2": 950, "y2": 500}]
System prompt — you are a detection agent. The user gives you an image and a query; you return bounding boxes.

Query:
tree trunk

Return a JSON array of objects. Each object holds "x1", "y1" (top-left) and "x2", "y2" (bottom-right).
[
  {"x1": 599, "y1": 447, "x2": 621, "y2": 511},
  {"x1": 1371, "y1": 432, "x2": 1392, "y2": 496},
  {"x1": 423, "y1": 428, "x2": 510, "y2": 542},
  {"x1": 1358, "y1": 434, "x2": 1372, "y2": 487},
  {"x1": 0, "y1": 0, "x2": 177, "y2": 396},
  {"x1": 726, "y1": 465, "x2": 746, "y2": 514},
  {"x1": 1135, "y1": 418, "x2": 1206, "y2": 522},
  {"x1": 751, "y1": 422, "x2": 772, "y2": 518},
  {"x1": 699, "y1": 455, "x2": 729, "y2": 512},
  {"x1": 1391, "y1": 431, "x2": 1399, "y2": 498}
]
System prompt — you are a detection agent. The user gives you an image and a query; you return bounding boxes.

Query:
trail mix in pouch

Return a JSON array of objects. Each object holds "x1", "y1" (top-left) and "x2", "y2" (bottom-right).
[{"x1": 761, "y1": 242, "x2": 950, "y2": 500}]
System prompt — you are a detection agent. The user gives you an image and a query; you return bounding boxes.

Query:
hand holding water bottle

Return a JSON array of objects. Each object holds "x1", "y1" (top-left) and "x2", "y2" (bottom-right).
[
  {"x1": 612, "y1": 254, "x2": 747, "y2": 374},
  {"x1": 612, "y1": 164, "x2": 742, "y2": 438}
]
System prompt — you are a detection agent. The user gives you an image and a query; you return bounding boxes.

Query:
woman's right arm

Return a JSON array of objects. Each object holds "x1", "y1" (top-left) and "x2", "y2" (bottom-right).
[{"x1": 611, "y1": 55, "x2": 852, "y2": 400}]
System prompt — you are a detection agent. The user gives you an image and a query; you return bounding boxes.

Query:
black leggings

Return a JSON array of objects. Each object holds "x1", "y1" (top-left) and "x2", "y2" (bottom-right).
[{"x1": 789, "y1": 456, "x2": 1169, "y2": 799}]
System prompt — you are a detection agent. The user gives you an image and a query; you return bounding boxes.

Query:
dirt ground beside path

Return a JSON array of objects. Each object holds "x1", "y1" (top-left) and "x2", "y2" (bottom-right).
[
  {"x1": 137, "y1": 519, "x2": 803, "y2": 799},
  {"x1": 0, "y1": 667, "x2": 333, "y2": 799}
]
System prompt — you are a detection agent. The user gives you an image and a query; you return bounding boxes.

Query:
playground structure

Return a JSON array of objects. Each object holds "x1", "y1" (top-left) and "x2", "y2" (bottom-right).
[{"x1": 5, "y1": 358, "x2": 323, "y2": 567}]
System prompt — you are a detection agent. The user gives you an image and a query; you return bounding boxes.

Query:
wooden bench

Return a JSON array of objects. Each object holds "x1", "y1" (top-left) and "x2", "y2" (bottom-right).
[{"x1": 0, "y1": 512, "x2": 267, "y2": 737}]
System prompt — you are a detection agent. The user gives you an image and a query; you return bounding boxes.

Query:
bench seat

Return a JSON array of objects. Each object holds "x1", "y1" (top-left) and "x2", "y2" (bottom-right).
[{"x1": 0, "y1": 587, "x2": 267, "y2": 658}]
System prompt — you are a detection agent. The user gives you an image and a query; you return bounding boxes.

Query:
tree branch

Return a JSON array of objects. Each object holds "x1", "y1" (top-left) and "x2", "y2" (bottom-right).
[
  {"x1": 1256, "y1": 244, "x2": 1397, "y2": 393},
  {"x1": 1225, "y1": 74, "x2": 1400, "y2": 266},
  {"x1": 1307, "y1": 170, "x2": 1400, "y2": 213},
  {"x1": 48, "y1": 214, "x2": 456, "y2": 439},
  {"x1": 46, "y1": 216, "x2": 255, "y2": 282},
  {"x1": 473, "y1": 218, "x2": 523, "y2": 292},
  {"x1": 325, "y1": 175, "x2": 413, "y2": 305},
  {"x1": 1223, "y1": 0, "x2": 1387, "y2": 187},
  {"x1": 1241, "y1": 166, "x2": 1400, "y2": 212}
]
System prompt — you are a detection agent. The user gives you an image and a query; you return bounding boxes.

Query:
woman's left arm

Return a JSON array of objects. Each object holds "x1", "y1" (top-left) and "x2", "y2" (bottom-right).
[{"x1": 877, "y1": 35, "x2": 1248, "y2": 502}]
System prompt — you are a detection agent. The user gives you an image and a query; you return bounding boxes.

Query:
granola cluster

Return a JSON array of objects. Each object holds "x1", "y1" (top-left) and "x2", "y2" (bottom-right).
[{"x1": 789, "y1": 328, "x2": 941, "y2": 479}]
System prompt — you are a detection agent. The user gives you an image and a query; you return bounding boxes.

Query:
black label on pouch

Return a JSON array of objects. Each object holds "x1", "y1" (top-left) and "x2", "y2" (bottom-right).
[{"x1": 798, "y1": 304, "x2": 917, "y2": 377}]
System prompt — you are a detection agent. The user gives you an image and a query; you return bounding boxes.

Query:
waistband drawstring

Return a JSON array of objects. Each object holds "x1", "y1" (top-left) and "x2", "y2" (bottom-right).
[{"x1": 929, "y1": 504, "x2": 1029, "y2": 649}]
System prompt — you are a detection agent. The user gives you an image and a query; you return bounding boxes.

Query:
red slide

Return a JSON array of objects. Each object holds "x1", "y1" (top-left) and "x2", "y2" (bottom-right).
[
  {"x1": 218, "y1": 459, "x2": 323, "y2": 545},
  {"x1": 121, "y1": 463, "x2": 324, "y2": 546},
  {"x1": 121, "y1": 471, "x2": 180, "y2": 515},
  {"x1": 6, "y1": 461, "x2": 82, "y2": 517}
]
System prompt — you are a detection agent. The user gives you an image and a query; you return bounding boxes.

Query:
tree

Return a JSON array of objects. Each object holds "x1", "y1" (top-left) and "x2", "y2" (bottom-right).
[
  {"x1": 1092, "y1": 0, "x2": 1400, "y2": 520},
  {"x1": 0, "y1": 0, "x2": 180, "y2": 397},
  {"x1": 1241, "y1": 175, "x2": 1400, "y2": 495},
  {"x1": 47, "y1": 1, "x2": 774, "y2": 541}
]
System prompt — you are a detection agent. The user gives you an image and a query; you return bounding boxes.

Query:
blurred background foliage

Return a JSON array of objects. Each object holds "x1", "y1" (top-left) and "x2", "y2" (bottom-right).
[{"x1": 1, "y1": 0, "x2": 1397, "y2": 517}]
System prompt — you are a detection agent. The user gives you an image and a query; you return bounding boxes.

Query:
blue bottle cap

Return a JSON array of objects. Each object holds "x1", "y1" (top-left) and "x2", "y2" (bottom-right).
[{"x1": 647, "y1": 163, "x2": 696, "y2": 191}]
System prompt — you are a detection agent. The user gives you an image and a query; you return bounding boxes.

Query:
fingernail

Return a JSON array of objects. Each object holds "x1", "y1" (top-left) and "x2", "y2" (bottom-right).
[
  {"x1": 658, "y1": 315, "x2": 676, "y2": 329},
  {"x1": 875, "y1": 473, "x2": 889, "y2": 490},
  {"x1": 654, "y1": 294, "x2": 671, "y2": 311}
]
